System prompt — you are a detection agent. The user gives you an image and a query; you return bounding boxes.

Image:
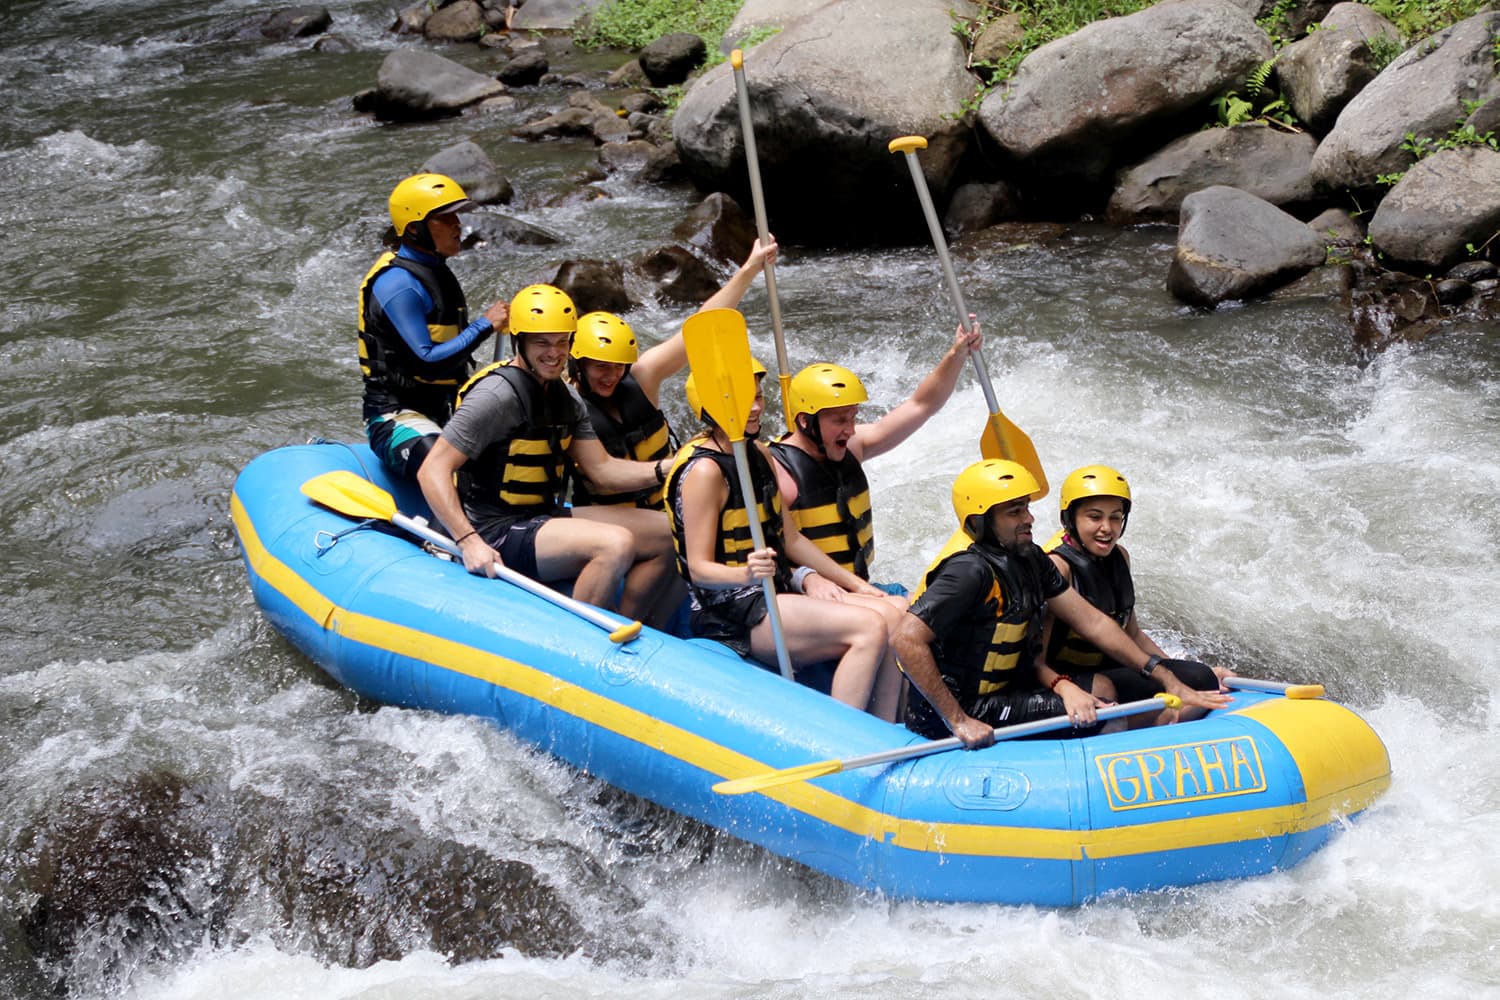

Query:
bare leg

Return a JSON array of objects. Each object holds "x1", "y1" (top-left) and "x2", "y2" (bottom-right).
[
  {"x1": 573, "y1": 505, "x2": 685, "y2": 628},
  {"x1": 749, "y1": 595, "x2": 888, "y2": 716},
  {"x1": 531, "y1": 517, "x2": 636, "y2": 610}
]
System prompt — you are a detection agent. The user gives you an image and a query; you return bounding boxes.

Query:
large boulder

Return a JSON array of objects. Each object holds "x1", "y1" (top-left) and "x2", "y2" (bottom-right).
[
  {"x1": 1108, "y1": 123, "x2": 1320, "y2": 223},
  {"x1": 719, "y1": 0, "x2": 833, "y2": 53},
  {"x1": 1275, "y1": 3, "x2": 1401, "y2": 134},
  {"x1": 510, "y1": 0, "x2": 606, "y2": 31},
  {"x1": 979, "y1": 0, "x2": 1274, "y2": 197},
  {"x1": 1368, "y1": 146, "x2": 1500, "y2": 271},
  {"x1": 422, "y1": 140, "x2": 514, "y2": 204},
  {"x1": 673, "y1": 0, "x2": 977, "y2": 245},
  {"x1": 639, "y1": 32, "x2": 707, "y2": 86},
  {"x1": 365, "y1": 48, "x2": 507, "y2": 122},
  {"x1": 1168, "y1": 185, "x2": 1328, "y2": 306},
  {"x1": 424, "y1": 0, "x2": 486, "y2": 42},
  {"x1": 1310, "y1": 11, "x2": 1500, "y2": 193}
]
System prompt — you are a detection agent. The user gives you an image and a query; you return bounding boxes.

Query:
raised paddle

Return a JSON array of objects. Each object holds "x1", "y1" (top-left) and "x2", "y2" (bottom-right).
[
  {"x1": 888, "y1": 134, "x2": 1049, "y2": 497},
  {"x1": 1224, "y1": 676, "x2": 1325, "y2": 699},
  {"x1": 730, "y1": 48, "x2": 793, "y2": 430},
  {"x1": 300, "y1": 470, "x2": 643, "y2": 644},
  {"x1": 681, "y1": 307, "x2": 796, "y2": 681},
  {"x1": 713, "y1": 694, "x2": 1182, "y2": 795}
]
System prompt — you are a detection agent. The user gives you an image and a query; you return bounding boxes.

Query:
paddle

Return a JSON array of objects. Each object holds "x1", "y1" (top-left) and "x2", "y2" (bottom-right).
[
  {"x1": 681, "y1": 307, "x2": 796, "y2": 681},
  {"x1": 714, "y1": 693, "x2": 1181, "y2": 795},
  {"x1": 1223, "y1": 676, "x2": 1325, "y2": 699},
  {"x1": 300, "y1": 470, "x2": 643, "y2": 644},
  {"x1": 730, "y1": 48, "x2": 793, "y2": 431},
  {"x1": 887, "y1": 134, "x2": 1049, "y2": 497}
]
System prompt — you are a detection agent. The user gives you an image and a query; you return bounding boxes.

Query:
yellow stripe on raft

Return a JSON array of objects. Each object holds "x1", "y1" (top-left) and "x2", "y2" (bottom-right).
[{"x1": 234, "y1": 499, "x2": 1390, "y2": 862}]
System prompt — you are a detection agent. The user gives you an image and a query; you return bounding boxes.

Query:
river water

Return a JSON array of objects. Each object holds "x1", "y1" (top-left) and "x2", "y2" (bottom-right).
[{"x1": 2, "y1": 1, "x2": 1498, "y2": 997}]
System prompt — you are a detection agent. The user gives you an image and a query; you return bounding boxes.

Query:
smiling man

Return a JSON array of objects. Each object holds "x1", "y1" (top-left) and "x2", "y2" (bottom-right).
[
  {"x1": 892, "y1": 460, "x2": 1231, "y2": 749},
  {"x1": 416, "y1": 284, "x2": 676, "y2": 624}
]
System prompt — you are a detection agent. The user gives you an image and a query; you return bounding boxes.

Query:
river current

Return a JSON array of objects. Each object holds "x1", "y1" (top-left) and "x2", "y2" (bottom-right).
[{"x1": 2, "y1": 1, "x2": 1498, "y2": 997}]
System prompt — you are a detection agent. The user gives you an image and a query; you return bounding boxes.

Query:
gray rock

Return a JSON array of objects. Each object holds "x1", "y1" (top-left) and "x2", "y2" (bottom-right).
[
  {"x1": 639, "y1": 33, "x2": 707, "y2": 87},
  {"x1": 607, "y1": 59, "x2": 650, "y2": 88},
  {"x1": 425, "y1": 0, "x2": 486, "y2": 42},
  {"x1": 510, "y1": 0, "x2": 606, "y2": 31},
  {"x1": 674, "y1": 0, "x2": 976, "y2": 245},
  {"x1": 1447, "y1": 259, "x2": 1498, "y2": 282},
  {"x1": 259, "y1": 6, "x2": 332, "y2": 40},
  {"x1": 1310, "y1": 11, "x2": 1500, "y2": 192},
  {"x1": 1276, "y1": 2, "x2": 1401, "y2": 133},
  {"x1": 1108, "y1": 124, "x2": 1320, "y2": 223},
  {"x1": 1368, "y1": 146, "x2": 1500, "y2": 271},
  {"x1": 633, "y1": 245, "x2": 722, "y2": 306},
  {"x1": 980, "y1": 0, "x2": 1274, "y2": 186},
  {"x1": 943, "y1": 180, "x2": 1021, "y2": 237},
  {"x1": 720, "y1": 0, "x2": 830, "y2": 53},
  {"x1": 499, "y1": 48, "x2": 549, "y2": 86},
  {"x1": 970, "y1": 14, "x2": 1026, "y2": 72},
  {"x1": 597, "y1": 140, "x2": 683, "y2": 184},
  {"x1": 552, "y1": 259, "x2": 635, "y2": 313},
  {"x1": 1307, "y1": 206, "x2": 1364, "y2": 247},
  {"x1": 464, "y1": 213, "x2": 563, "y2": 247},
  {"x1": 423, "y1": 140, "x2": 514, "y2": 204},
  {"x1": 672, "y1": 192, "x2": 757, "y2": 267},
  {"x1": 369, "y1": 48, "x2": 507, "y2": 121},
  {"x1": 1168, "y1": 185, "x2": 1329, "y2": 306}
]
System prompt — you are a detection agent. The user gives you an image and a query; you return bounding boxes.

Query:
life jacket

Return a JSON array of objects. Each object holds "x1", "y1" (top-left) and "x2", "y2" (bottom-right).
[
  {"x1": 358, "y1": 250, "x2": 471, "y2": 421},
  {"x1": 921, "y1": 541, "x2": 1052, "y2": 699},
  {"x1": 572, "y1": 373, "x2": 673, "y2": 509},
  {"x1": 454, "y1": 361, "x2": 575, "y2": 516},
  {"x1": 665, "y1": 439, "x2": 790, "y2": 590},
  {"x1": 1042, "y1": 538, "x2": 1136, "y2": 672},
  {"x1": 769, "y1": 440, "x2": 874, "y2": 580}
]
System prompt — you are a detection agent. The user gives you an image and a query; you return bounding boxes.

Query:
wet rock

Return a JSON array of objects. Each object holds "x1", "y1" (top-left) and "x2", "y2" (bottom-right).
[
  {"x1": 621, "y1": 90, "x2": 667, "y2": 115},
  {"x1": 942, "y1": 180, "x2": 1021, "y2": 238},
  {"x1": 607, "y1": 58, "x2": 650, "y2": 88},
  {"x1": 639, "y1": 33, "x2": 707, "y2": 87},
  {"x1": 1308, "y1": 206, "x2": 1364, "y2": 249},
  {"x1": 365, "y1": 48, "x2": 507, "y2": 122},
  {"x1": 512, "y1": 92, "x2": 629, "y2": 143},
  {"x1": 259, "y1": 6, "x2": 332, "y2": 40},
  {"x1": 1350, "y1": 268, "x2": 1444, "y2": 350},
  {"x1": 1107, "y1": 124, "x2": 1320, "y2": 224},
  {"x1": 633, "y1": 245, "x2": 721, "y2": 306},
  {"x1": 464, "y1": 212, "x2": 564, "y2": 247},
  {"x1": 552, "y1": 259, "x2": 636, "y2": 313},
  {"x1": 1168, "y1": 186, "x2": 1328, "y2": 307},
  {"x1": 1447, "y1": 260, "x2": 1498, "y2": 283},
  {"x1": 392, "y1": 1, "x2": 429, "y2": 34},
  {"x1": 423, "y1": 140, "x2": 515, "y2": 205},
  {"x1": 499, "y1": 48, "x2": 549, "y2": 87},
  {"x1": 1433, "y1": 278, "x2": 1473, "y2": 305},
  {"x1": 671, "y1": 192, "x2": 757, "y2": 269},
  {"x1": 952, "y1": 221, "x2": 1070, "y2": 257},
  {"x1": 980, "y1": 0, "x2": 1273, "y2": 193},
  {"x1": 312, "y1": 33, "x2": 358, "y2": 53},
  {"x1": 1310, "y1": 12, "x2": 1500, "y2": 193},
  {"x1": 425, "y1": 0, "x2": 486, "y2": 42},
  {"x1": 1368, "y1": 146, "x2": 1500, "y2": 272},
  {"x1": 597, "y1": 140, "x2": 683, "y2": 184}
]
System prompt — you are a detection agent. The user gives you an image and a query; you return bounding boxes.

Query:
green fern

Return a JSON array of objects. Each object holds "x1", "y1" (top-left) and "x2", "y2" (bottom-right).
[{"x1": 1245, "y1": 57, "x2": 1277, "y2": 98}]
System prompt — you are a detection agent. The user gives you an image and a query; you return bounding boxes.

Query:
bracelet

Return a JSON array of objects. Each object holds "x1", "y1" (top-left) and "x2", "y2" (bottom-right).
[
  {"x1": 790, "y1": 565, "x2": 816, "y2": 593},
  {"x1": 1047, "y1": 674, "x2": 1074, "y2": 692},
  {"x1": 654, "y1": 459, "x2": 667, "y2": 485},
  {"x1": 1141, "y1": 654, "x2": 1162, "y2": 678},
  {"x1": 454, "y1": 530, "x2": 478, "y2": 545}
]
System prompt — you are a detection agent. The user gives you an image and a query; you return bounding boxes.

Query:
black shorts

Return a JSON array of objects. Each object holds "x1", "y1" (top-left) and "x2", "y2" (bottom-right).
[
  {"x1": 1103, "y1": 658, "x2": 1219, "y2": 704},
  {"x1": 906, "y1": 680, "x2": 1104, "y2": 741},
  {"x1": 689, "y1": 588, "x2": 768, "y2": 658},
  {"x1": 475, "y1": 510, "x2": 569, "y2": 581}
]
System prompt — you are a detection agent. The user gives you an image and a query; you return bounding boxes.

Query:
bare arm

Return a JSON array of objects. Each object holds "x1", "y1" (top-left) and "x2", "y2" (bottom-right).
[
  {"x1": 679, "y1": 457, "x2": 778, "y2": 587},
  {"x1": 569, "y1": 437, "x2": 668, "y2": 495},
  {"x1": 633, "y1": 238, "x2": 779, "y2": 403},
  {"x1": 891, "y1": 612, "x2": 995, "y2": 749},
  {"x1": 417, "y1": 437, "x2": 503, "y2": 576},
  {"x1": 852, "y1": 318, "x2": 983, "y2": 461}
]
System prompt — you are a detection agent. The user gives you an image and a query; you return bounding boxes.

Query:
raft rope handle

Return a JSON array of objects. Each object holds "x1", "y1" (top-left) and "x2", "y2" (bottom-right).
[{"x1": 314, "y1": 518, "x2": 378, "y2": 555}]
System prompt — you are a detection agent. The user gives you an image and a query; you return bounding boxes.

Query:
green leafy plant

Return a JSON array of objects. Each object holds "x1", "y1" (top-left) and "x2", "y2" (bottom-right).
[
  {"x1": 575, "y1": 0, "x2": 746, "y2": 60},
  {"x1": 1367, "y1": 33, "x2": 1405, "y2": 73},
  {"x1": 1380, "y1": 118, "x2": 1499, "y2": 184},
  {"x1": 1366, "y1": 0, "x2": 1491, "y2": 47},
  {"x1": 1209, "y1": 57, "x2": 1299, "y2": 129}
]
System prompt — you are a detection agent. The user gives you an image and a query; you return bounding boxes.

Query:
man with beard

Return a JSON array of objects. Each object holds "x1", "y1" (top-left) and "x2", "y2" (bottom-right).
[{"x1": 892, "y1": 459, "x2": 1231, "y2": 747}]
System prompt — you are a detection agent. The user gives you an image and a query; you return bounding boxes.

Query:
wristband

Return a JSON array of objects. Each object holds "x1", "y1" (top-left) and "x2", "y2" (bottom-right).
[
  {"x1": 790, "y1": 566, "x2": 816, "y2": 593},
  {"x1": 454, "y1": 530, "x2": 478, "y2": 545},
  {"x1": 1047, "y1": 674, "x2": 1074, "y2": 692},
  {"x1": 654, "y1": 459, "x2": 667, "y2": 485},
  {"x1": 1141, "y1": 654, "x2": 1162, "y2": 678}
]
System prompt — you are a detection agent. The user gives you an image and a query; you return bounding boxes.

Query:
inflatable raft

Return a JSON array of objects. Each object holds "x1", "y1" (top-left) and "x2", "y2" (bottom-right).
[{"x1": 230, "y1": 443, "x2": 1391, "y2": 906}]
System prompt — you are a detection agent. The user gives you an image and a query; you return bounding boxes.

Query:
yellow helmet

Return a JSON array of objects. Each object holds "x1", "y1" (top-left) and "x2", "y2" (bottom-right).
[
  {"x1": 1059, "y1": 464, "x2": 1132, "y2": 531},
  {"x1": 389, "y1": 173, "x2": 474, "y2": 236},
  {"x1": 788, "y1": 363, "x2": 867, "y2": 419},
  {"x1": 952, "y1": 459, "x2": 1044, "y2": 539},
  {"x1": 685, "y1": 357, "x2": 768, "y2": 423},
  {"x1": 510, "y1": 284, "x2": 578, "y2": 335},
  {"x1": 571, "y1": 312, "x2": 638, "y2": 364}
]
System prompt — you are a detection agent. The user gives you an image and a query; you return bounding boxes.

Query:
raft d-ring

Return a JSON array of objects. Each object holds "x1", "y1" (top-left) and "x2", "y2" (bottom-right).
[{"x1": 315, "y1": 518, "x2": 377, "y2": 556}]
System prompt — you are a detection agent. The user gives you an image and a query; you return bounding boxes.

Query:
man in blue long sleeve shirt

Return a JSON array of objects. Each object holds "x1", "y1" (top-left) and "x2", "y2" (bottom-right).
[{"x1": 358, "y1": 173, "x2": 509, "y2": 479}]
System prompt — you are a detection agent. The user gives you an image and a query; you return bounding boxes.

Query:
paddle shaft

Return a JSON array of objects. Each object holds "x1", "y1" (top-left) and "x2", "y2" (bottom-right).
[
  {"x1": 390, "y1": 510, "x2": 640, "y2": 641},
  {"x1": 730, "y1": 439, "x2": 796, "y2": 681},
  {"x1": 1224, "y1": 676, "x2": 1325, "y2": 699},
  {"x1": 893, "y1": 147, "x2": 1002, "y2": 416},
  {"x1": 730, "y1": 51, "x2": 793, "y2": 428}
]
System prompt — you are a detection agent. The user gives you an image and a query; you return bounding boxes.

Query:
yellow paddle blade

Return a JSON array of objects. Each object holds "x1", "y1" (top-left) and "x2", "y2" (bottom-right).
[
  {"x1": 683, "y1": 308, "x2": 756, "y2": 442},
  {"x1": 712, "y1": 758, "x2": 843, "y2": 795},
  {"x1": 300, "y1": 470, "x2": 398, "y2": 522},
  {"x1": 980, "y1": 411, "x2": 1049, "y2": 498}
]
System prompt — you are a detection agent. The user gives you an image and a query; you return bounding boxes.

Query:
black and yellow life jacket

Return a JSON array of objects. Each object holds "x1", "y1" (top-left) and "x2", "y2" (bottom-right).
[
  {"x1": 454, "y1": 361, "x2": 574, "y2": 516},
  {"x1": 572, "y1": 373, "x2": 673, "y2": 509},
  {"x1": 924, "y1": 542, "x2": 1052, "y2": 699},
  {"x1": 357, "y1": 250, "x2": 471, "y2": 420},
  {"x1": 665, "y1": 440, "x2": 789, "y2": 590},
  {"x1": 768, "y1": 440, "x2": 874, "y2": 580},
  {"x1": 1042, "y1": 538, "x2": 1135, "y2": 672}
]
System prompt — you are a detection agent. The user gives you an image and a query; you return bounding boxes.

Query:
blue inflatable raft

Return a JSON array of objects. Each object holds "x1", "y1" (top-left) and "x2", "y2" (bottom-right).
[{"x1": 230, "y1": 443, "x2": 1391, "y2": 906}]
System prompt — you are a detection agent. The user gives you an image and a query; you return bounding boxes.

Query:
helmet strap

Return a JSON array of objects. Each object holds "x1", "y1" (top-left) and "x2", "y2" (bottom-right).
[
  {"x1": 797, "y1": 412, "x2": 826, "y2": 454},
  {"x1": 403, "y1": 219, "x2": 437, "y2": 254}
]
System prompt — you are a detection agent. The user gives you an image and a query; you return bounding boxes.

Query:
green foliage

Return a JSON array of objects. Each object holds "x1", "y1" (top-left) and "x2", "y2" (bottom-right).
[
  {"x1": 1367, "y1": 33, "x2": 1405, "y2": 73},
  {"x1": 1379, "y1": 115, "x2": 1500, "y2": 184},
  {"x1": 1365, "y1": 0, "x2": 1493, "y2": 48},
  {"x1": 575, "y1": 0, "x2": 745, "y2": 58},
  {"x1": 1209, "y1": 58, "x2": 1299, "y2": 129}
]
